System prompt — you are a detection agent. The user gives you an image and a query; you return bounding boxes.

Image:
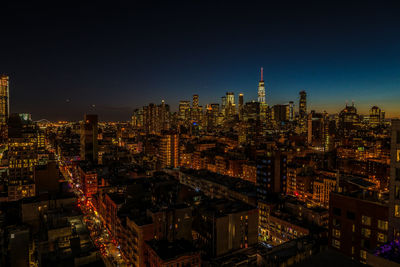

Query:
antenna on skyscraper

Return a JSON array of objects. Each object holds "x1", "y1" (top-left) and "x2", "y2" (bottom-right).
[{"x1": 261, "y1": 67, "x2": 264, "y2": 81}]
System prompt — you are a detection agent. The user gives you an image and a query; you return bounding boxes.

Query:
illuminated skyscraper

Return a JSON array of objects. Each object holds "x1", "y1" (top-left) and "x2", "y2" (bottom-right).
[
  {"x1": 160, "y1": 132, "x2": 179, "y2": 168},
  {"x1": 80, "y1": 114, "x2": 98, "y2": 163},
  {"x1": 193, "y1": 94, "x2": 199, "y2": 108},
  {"x1": 7, "y1": 114, "x2": 38, "y2": 201},
  {"x1": 238, "y1": 93, "x2": 244, "y2": 120},
  {"x1": 226, "y1": 92, "x2": 235, "y2": 117},
  {"x1": 289, "y1": 101, "x2": 294, "y2": 121},
  {"x1": 179, "y1": 100, "x2": 191, "y2": 120},
  {"x1": 257, "y1": 67, "x2": 265, "y2": 104},
  {"x1": 299, "y1": 90, "x2": 307, "y2": 133},
  {"x1": 0, "y1": 75, "x2": 9, "y2": 140},
  {"x1": 369, "y1": 106, "x2": 384, "y2": 127}
]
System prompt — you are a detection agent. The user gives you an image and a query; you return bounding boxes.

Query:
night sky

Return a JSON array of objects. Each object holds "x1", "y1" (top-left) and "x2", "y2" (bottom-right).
[{"x1": 1, "y1": 1, "x2": 400, "y2": 121}]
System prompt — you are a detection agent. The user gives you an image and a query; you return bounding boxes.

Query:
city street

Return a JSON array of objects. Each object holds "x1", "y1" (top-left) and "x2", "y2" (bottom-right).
[{"x1": 58, "y1": 157, "x2": 127, "y2": 267}]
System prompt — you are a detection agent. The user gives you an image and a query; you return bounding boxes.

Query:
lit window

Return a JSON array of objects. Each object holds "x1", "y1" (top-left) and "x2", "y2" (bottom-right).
[
  {"x1": 362, "y1": 228, "x2": 371, "y2": 238},
  {"x1": 361, "y1": 215, "x2": 371, "y2": 226},
  {"x1": 360, "y1": 250, "x2": 367, "y2": 260},
  {"x1": 332, "y1": 229, "x2": 341, "y2": 238},
  {"x1": 332, "y1": 239, "x2": 340, "y2": 249},
  {"x1": 378, "y1": 220, "x2": 388, "y2": 231},
  {"x1": 377, "y1": 232, "x2": 387, "y2": 243},
  {"x1": 395, "y1": 205, "x2": 400, "y2": 217}
]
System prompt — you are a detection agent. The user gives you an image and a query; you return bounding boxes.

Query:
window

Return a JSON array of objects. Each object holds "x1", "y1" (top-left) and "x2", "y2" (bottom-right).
[
  {"x1": 397, "y1": 149, "x2": 400, "y2": 162},
  {"x1": 333, "y1": 218, "x2": 341, "y2": 229},
  {"x1": 362, "y1": 215, "x2": 371, "y2": 226},
  {"x1": 346, "y1": 211, "x2": 355, "y2": 220},
  {"x1": 378, "y1": 220, "x2": 388, "y2": 231},
  {"x1": 332, "y1": 239, "x2": 340, "y2": 249},
  {"x1": 396, "y1": 168, "x2": 400, "y2": 181},
  {"x1": 397, "y1": 131, "x2": 400, "y2": 144},
  {"x1": 395, "y1": 205, "x2": 400, "y2": 217},
  {"x1": 362, "y1": 228, "x2": 371, "y2": 238},
  {"x1": 332, "y1": 229, "x2": 341, "y2": 238},
  {"x1": 360, "y1": 250, "x2": 367, "y2": 260},
  {"x1": 333, "y1": 207, "x2": 341, "y2": 216},
  {"x1": 377, "y1": 233, "x2": 388, "y2": 243},
  {"x1": 395, "y1": 186, "x2": 400, "y2": 200}
]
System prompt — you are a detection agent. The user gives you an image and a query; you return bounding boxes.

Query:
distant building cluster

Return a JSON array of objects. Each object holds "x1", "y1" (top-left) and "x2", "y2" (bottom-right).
[{"x1": 0, "y1": 72, "x2": 398, "y2": 267}]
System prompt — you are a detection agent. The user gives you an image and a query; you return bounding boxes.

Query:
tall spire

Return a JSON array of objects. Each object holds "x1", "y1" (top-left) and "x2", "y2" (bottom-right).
[{"x1": 261, "y1": 67, "x2": 264, "y2": 81}]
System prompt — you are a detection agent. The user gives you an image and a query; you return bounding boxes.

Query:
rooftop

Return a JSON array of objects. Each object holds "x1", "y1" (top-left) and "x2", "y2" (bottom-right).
[{"x1": 146, "y1": 239, "x2": 198, "y2": 262}]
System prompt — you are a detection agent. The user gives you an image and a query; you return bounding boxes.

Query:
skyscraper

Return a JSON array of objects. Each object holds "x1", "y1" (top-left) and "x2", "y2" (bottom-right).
[
  {"x1": 226, "y1": 92, "x2": 235, "y2": 117},
  {"x1": 0, "y1": 75, "x2": 9, "y2": 140},
  {"x1": 299, "y1": 90, "x2": 307, "y2": 133},
  {"x1": 193, "y1": 94, "x2": 199, "y2": 108},
  {"x1": 257, "y1": 67, "x2": 265, "y2": 104},
  {"x1": 389, "y1": 120, "x2": 400, "y2": 240},
  {"x1": 289, "y1": 101, "x2": 294, "y2": 121},
  {"x1": 160, "y1": 132, "x2": 179, "y2": 168},
  {"x1": 80, "y1": 114, "x2": 98, "y2": 163},
  {"x1": 179, "y1": 100, "x2": 191, "y2": 120},
  {"x1": 238, "y1": 93, "x2": 244, "y2": 120}
]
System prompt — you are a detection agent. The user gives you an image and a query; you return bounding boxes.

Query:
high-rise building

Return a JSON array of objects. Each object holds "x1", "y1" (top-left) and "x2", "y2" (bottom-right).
[
  {"x1": 80, "y1": 114, "x2": 98, "y2": 163},
  {"x1": 299, "y1": 90, "x2": 307, "y2": 133},
  {"x1": 225, "y1": 92, "x2": 235, "y2": 117},
  {"x1": 160, "y1": 132, "x2": 179, "y2": 168},
  {"x1": 192, "y1": 94, "x2": 199, "y2": 108},
  {"x1": 258, "y1": 67, "x2": 265, "y2": 104},
  {"x1": 307, "y1": 110, "x2": 325, "y2": 147},
  {"x1": 256, "y1": 151, "x2": 287, "y2": 199},
  {"x1": 0, "y1": 75, "x2": 9, "y2": 141},
  {"x1": 7, "y1": 114, "x2": 38, "y2": 201},
  {"x1": 369, "y1": 106, "x2": 384, "y2": 128},
  {"x1": 289, "y1": 101, "x2": 294, "y2": 121},
  {"x1": 142, "y1": 101, "x2": 170, "y2": 133},
  {"x1": 272, "y1": 104, "x2": 290, "y2": 124},
  {"x1": 389, "y1": 120, "x2": 400, "y2": 240},
  {"x1": 238, "y1": 93, "x2": 244, "y2": 120},
  {"x1": 338, "y1": 102, "x2": 359, "y2": 136},
  {"x1": 178, "y1": 100, "x2": 190, "y2": 121}
]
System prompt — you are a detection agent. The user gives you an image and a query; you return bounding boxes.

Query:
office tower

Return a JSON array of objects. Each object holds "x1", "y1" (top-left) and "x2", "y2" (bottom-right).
[
  {"x1": 7, "y1": 113, "x2": 38, "y2": 201},
  {"x1": 243, "y1": 101, "x2": 260, "y2": 122},
  {"x1": 80, "y1": 114, "x2": 98, "y2": 163},
  {"x1": 132, "y1": 107, "x2": 144, "y2": 127},
  {"x1": 193, "y1": 94, "x2": 199, "y2": 108},
  {"x1": 221, "y1": 96, "x2": 227, "y2": 116},
  {"x1": 178, "y1": 100, "x2": 190, "y2": 120},
  {"x1": 0, "y1": 75, "x2": 9, "y2": 141},
  {"x1": 191, "y1": 94, "x2": 201, "y2": 123},
  {"x1": 142, "y1": 101, "x2": 170, "y2": 133},
  {"x1": 143, "y1": 103, "x2": 158, "y2": 133},
  {"x1": 299, "y1": 90, "x2": 307, "y2": 133},
  {"x1": 307, "y1": 110, "x2": 324, "y2": 146},
  {"x1": 272, "y1": 104, "x2": 290, "y2": 124},
  {"x1": 160, "y1": 132, "x2": 179, "y2": 168},
  {"x1": 289, "y1": 101, "x2": 294, "y2": 121},
  {"x1": 225, "y1": 92, "x2": 235, "y2": 117},
  {"x1": 389, "y1": 120, "x2": 400, "y2": 240},
  {"x1": 258, "y1": 67, "x2": 265, "y2": 104},
  {"x1": 369, "y1": 106, "x2": 383, "y2": 127},
  {"x1": 338, "y1": 102, "x2": 359, "y2": 136},
  {"x1": 238, "y1": 93, "x2": 244, "y2": 120}
]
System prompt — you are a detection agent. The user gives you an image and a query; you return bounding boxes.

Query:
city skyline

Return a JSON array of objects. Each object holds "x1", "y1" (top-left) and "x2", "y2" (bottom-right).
[{"x1": 1, "y1": 2, "x2": 399, "y2": 120}]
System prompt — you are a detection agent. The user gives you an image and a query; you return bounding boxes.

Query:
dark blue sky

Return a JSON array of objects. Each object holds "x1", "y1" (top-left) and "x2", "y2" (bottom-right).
[{"x1": 1, "y1": 1, "x2": 399, "y2": 121}]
